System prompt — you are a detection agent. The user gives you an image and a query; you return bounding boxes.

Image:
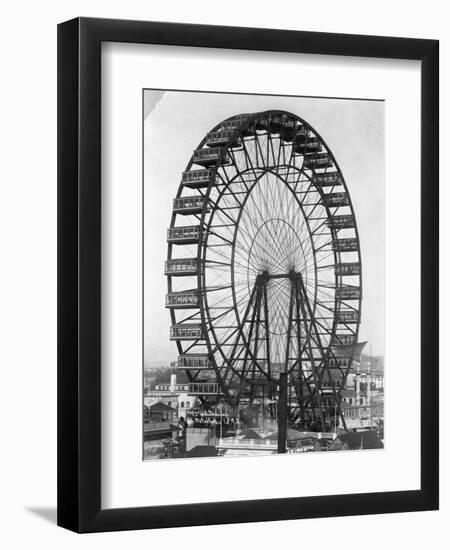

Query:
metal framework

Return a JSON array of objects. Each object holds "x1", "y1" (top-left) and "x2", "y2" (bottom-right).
[{"x1": 166, "y1": 110, "x2": 364, "y2": 432}]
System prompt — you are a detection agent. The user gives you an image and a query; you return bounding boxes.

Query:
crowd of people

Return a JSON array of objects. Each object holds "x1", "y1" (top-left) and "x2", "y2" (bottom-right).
[{"x1": 183, "y1": 409, "x2": 238, "y2": 435}]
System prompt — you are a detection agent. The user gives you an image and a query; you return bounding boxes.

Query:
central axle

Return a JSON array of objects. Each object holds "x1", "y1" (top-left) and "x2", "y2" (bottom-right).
[{"x1": 256, "y1": 269, "x2": 302, "y2": 283}]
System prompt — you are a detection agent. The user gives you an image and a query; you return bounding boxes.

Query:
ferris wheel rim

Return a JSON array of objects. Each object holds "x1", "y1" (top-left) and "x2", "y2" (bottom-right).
[{"x1": 166, "y1": 109, "x2": 363, "y2": 411}]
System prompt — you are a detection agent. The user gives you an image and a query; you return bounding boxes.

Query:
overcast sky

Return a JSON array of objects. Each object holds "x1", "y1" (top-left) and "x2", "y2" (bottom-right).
[{"x1": 144, "y1": 90, "x2": 384, "y2": 367}]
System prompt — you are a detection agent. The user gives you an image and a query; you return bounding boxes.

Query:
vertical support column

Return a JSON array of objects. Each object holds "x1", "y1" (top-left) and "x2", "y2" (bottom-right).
[
  {"x1": 249, "y1": 285, "x2": 262, "y2": 402},
  {"x1": 284, "y1": 282, "x2": 295, "y2": 370},
  {"x1": 296, "y1": 273, "x2": 326, "y2": 431},
  {"x1": 278, "y1": 372, "x2": 288, "y2": 453},
  {"x1": 294, "y1": 279, "x2": 305, "y2": 425},
  {"x1": 355, "y1": 363, "x2": 361, "y2": 420},
  {"x1": 263, "y1": 282, "x2": 271, "y2": 381}
]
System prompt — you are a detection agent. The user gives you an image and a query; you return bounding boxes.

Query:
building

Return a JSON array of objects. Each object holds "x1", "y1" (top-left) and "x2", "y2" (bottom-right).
[
  {"x1": 346, "y1": 371, "x2": 384, "y2": 391},
  {"x1": 340, "y1": 355, "x2": 384, "y2": 429},
  {"x1": 144, "y1": 373, "x2": 197, "y2": 419},
  {"x1": 217, "y1": 436, "x2": 278, "y2": 456}
]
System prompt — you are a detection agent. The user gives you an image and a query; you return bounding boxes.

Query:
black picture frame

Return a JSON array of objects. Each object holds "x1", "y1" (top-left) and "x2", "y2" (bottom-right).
[{"x1": 57, "y1": 17, "x2": 439, "y2": 533}]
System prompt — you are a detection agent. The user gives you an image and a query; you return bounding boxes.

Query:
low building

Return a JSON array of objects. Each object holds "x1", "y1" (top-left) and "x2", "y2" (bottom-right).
[
  {"x1": 217, "y1": 437, "x2": 278, "y2": 456},
  {"x1": 143, "y1": 402, "x2": 179, "y2": 459},
  {"x1": 147, "y1": 401, "x2": 177, "y2": 423},
  {"x1": 340, "y1": 390, "x2": 384, "y2": 426},
  {"x1": 186, "y1": 426, "x2": 217, "y2": 451},
  {"x1": 144, "y1": 373, "x2": 197, "y2": 418}
]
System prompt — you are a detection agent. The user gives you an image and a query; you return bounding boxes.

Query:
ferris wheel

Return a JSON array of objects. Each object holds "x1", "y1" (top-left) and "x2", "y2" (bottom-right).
[{"x1": 165, "y1": 110, "x2": 363, "y2": 431}]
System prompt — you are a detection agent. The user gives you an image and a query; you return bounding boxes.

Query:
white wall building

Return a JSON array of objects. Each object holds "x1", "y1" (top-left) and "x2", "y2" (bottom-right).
[{"x1": 144, "y1": 373, "x2": 197, "y2": 418}]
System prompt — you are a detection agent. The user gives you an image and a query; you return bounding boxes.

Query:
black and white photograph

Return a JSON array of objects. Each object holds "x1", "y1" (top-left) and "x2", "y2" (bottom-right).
[
  {"x1": 143, "y1": 90, "x2": 385, "y2": 460},
  {"x1": 0, "y1": 1, "x2": 442, "y2": 543}
]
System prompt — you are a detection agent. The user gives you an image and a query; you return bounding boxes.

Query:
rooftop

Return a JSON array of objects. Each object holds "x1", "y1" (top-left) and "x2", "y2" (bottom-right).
[
  {"x1": 340, "y1": 431, "x2": 383, "y2": 450},
  {"x1": 186, "y1": 445, "x2": 218, "y2": 458},
  {"x1": 149, "y1": 402, "x2": 177, "y2": 413}
]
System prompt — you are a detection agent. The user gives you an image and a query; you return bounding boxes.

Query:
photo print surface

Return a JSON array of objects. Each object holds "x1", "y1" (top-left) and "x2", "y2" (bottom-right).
[{"x1": 143, "y1": 89, "x2": 385, "y2": 460}]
